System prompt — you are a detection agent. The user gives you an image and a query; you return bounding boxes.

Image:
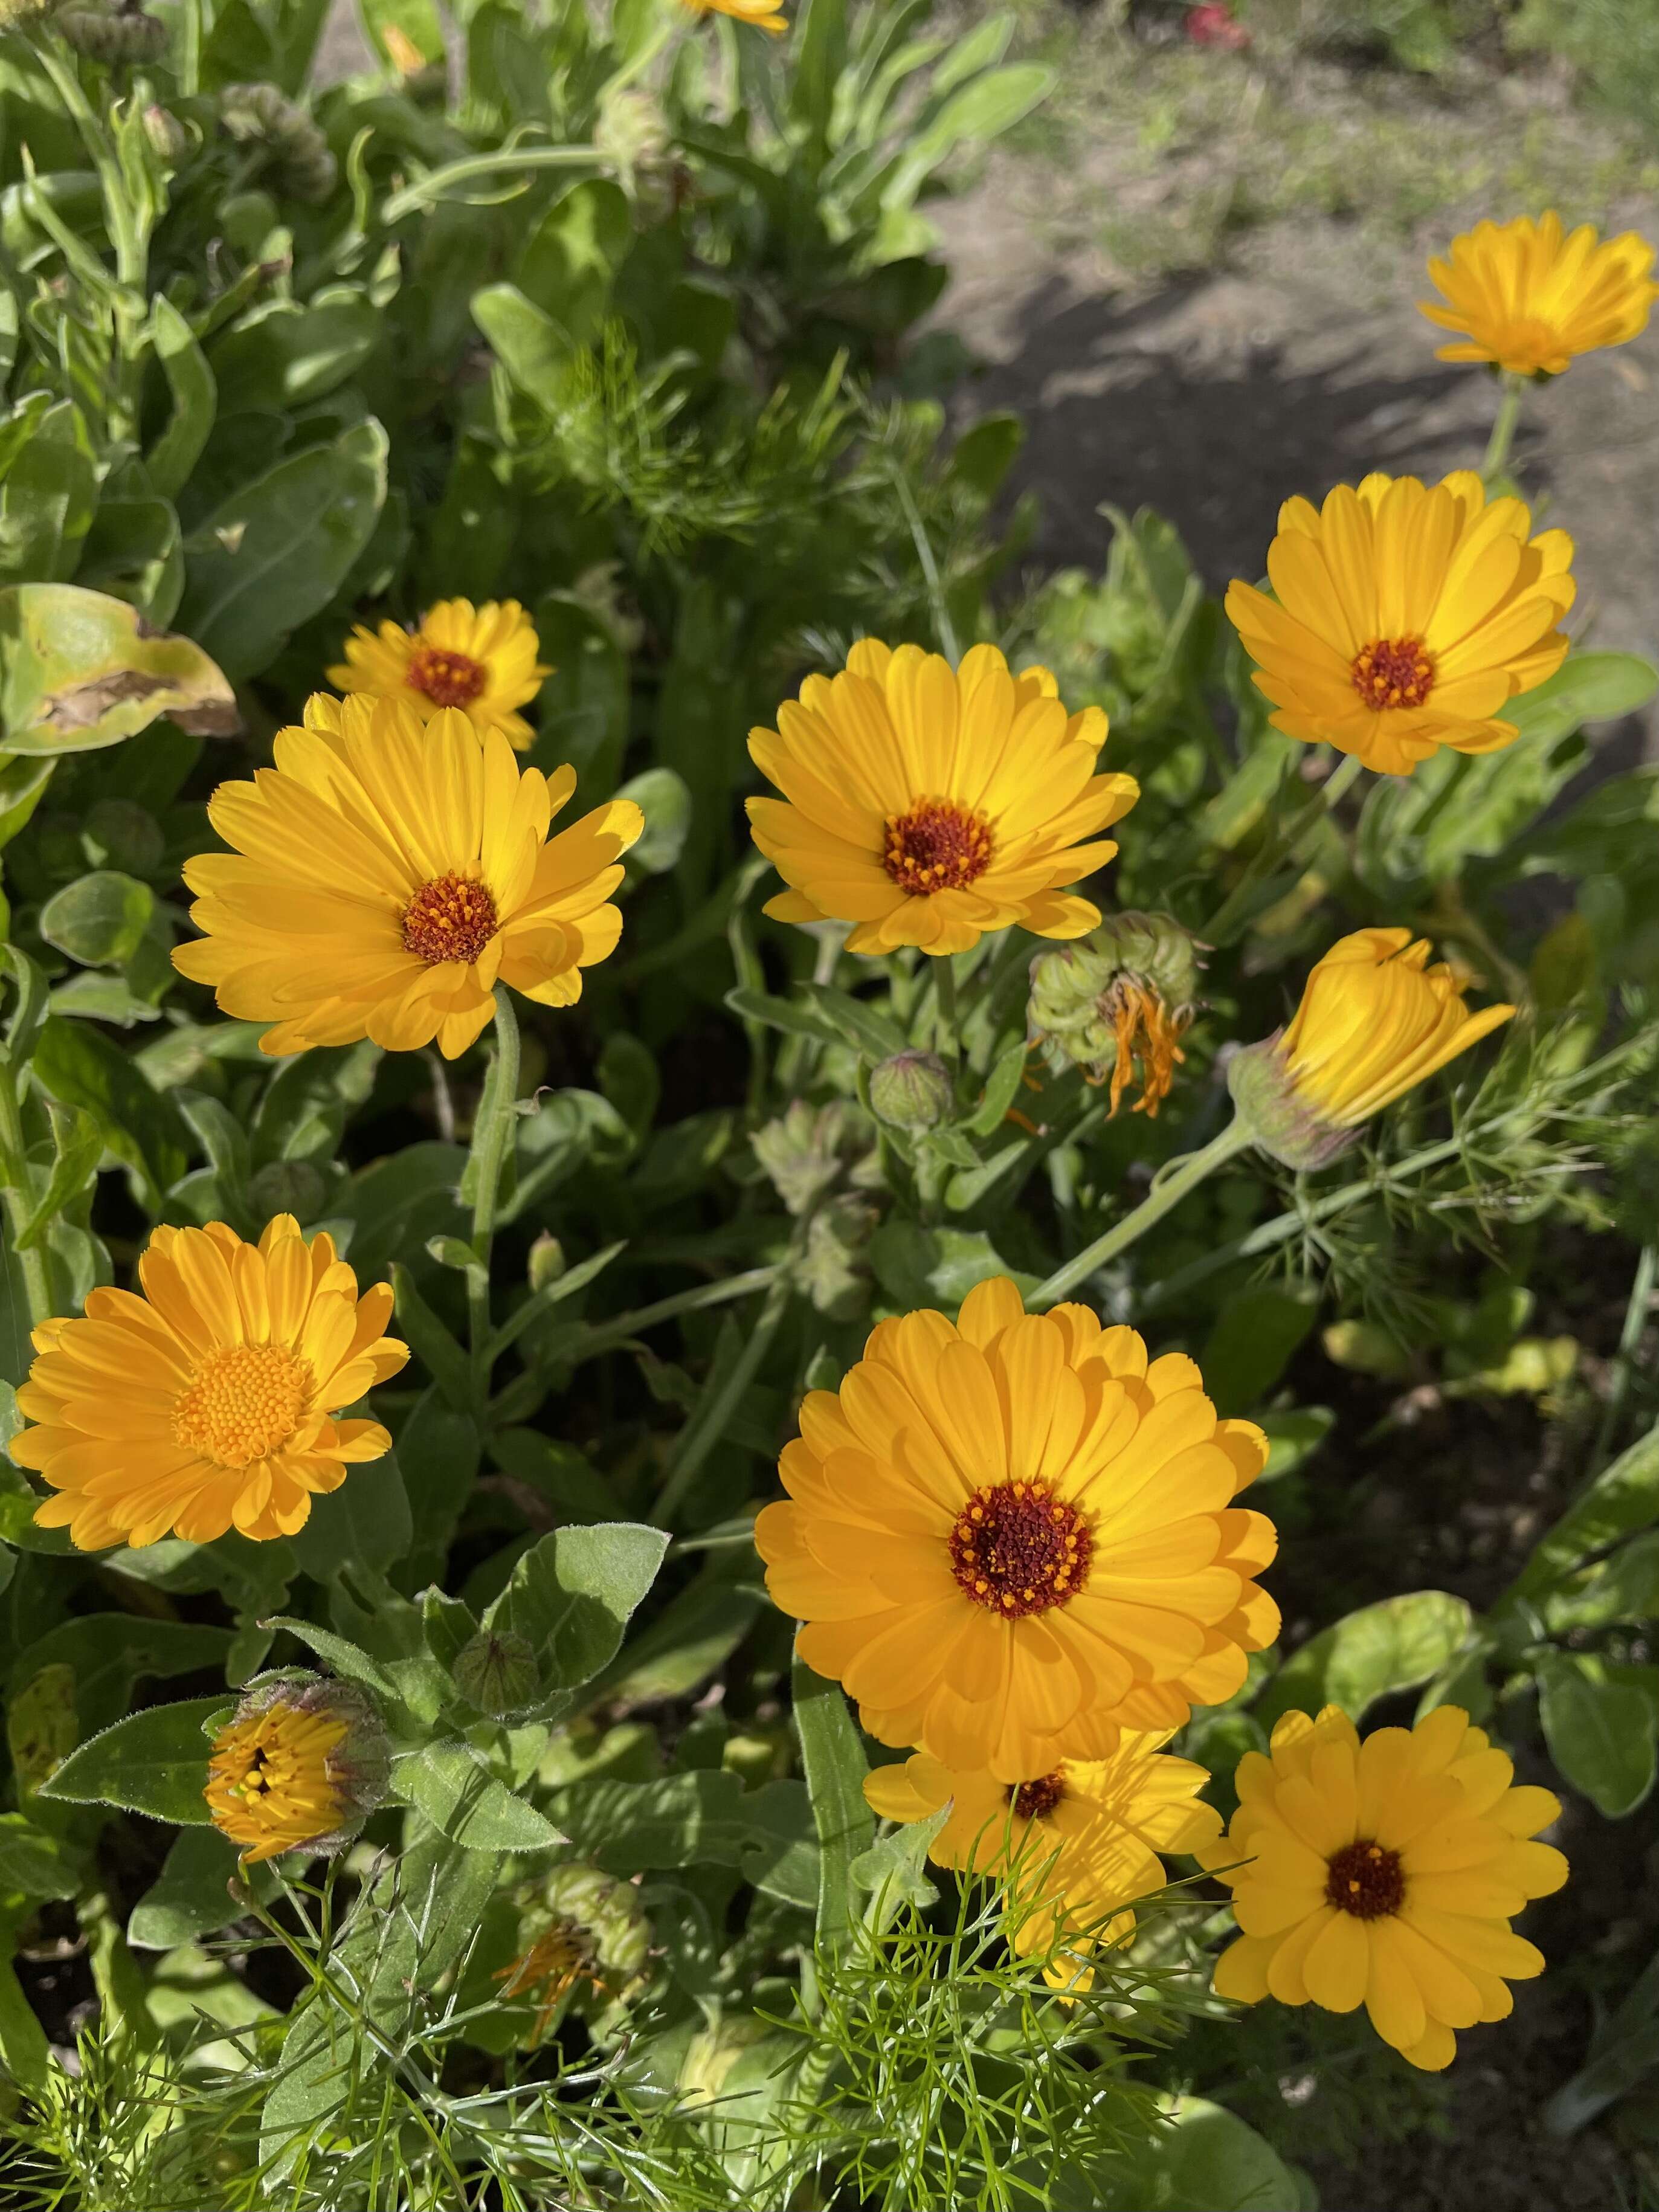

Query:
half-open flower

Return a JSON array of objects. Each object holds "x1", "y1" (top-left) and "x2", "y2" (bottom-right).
[
  {"x1": 329, "y1": 598, "x2": 550, "y2": 749},
  {"x1": 206, "y1": 1675, "x2": 390, "y2": 1864},
  {"x1": 1420, "y1": 213, "x2": 1658, "y2": 379}
]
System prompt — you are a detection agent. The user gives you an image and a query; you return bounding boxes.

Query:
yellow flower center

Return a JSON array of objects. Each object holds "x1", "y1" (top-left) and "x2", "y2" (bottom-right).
[
  {"x1": 407, "y1": 642, "x2": 487, "y2": 709},
  {"x1": 1325, "y1": 1839, "x2": 1405, "y2": 1920},
  {"x1": 173, "y1": 1343, "x2": 311, "y2": 1468},
  {"x1": 883, "y1": 798, "x2": 994, "y2": 895},
  {"x1": 1010, "y1": 1772, "x2": 1066, "y2": 1821},
  {"x1": 949, "y1": 1480, "x2": 1094, "y2": 1617},
  {"x1": 495, "y1": 1922, "x2": 605, "y2": 2043},
  {"x1": 1350, "y1": 636, "x2": 1436, "y2": 712},
  {"x1": 401, "y1": 871, "x2": 500, "y2": 966}
]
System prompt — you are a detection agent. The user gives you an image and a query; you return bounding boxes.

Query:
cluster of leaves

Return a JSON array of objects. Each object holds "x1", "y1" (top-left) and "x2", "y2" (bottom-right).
[{"x1": 1, "y1": 0, "x2": 1658, "y2": 2205}]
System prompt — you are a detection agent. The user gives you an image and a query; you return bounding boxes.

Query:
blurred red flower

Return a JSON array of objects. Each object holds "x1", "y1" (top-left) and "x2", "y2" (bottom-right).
[{"x1": 1186, "y1": 2, "x2": 1250, "y2": 47}]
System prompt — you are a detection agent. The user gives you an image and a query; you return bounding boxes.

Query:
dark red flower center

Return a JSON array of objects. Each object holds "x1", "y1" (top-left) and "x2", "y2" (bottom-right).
[
  {"x1": 1350, "y1": 636, "x2": 1436, "y2": 711},
  {"x1": 1010, "y1": 1772, "x2": 1066, "y2": 1821},
  {"x1": 1325, "y1": 1839, "x2": 1406, "y2": 1920},
  {"x1": 407, "y1": 642, "x2": 487, "y2": 709},
  {"x1": 883, "y1": 798, "x2": 993, "y2": 895},
  {"x1": 949, "y1": 1480, "x2": 1094, "y2": 1617},
  {"x1": 402, "y1": 872, "x2": 499, "y2": 966}
]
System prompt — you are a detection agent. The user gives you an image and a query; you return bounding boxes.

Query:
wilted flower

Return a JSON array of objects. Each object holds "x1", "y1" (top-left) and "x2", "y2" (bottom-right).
[
  {"x1": 206, "y1": 1677, "x2": 390, "y2": 1864},
  {"x1": 1203, "y1": 1704, "x2": 1567, "y2": 2072},
  {"x1": 1228, "y1": 928, "x2": 1513, "y2": 1170},
  {"x1": 329, "y1": 599, "x2": 550, "y2": 751},
  {"x1": 496, "y1": 1863, "x2": 650, "y2": 2044},
  {"x1": 1029, "y1": 912, "x2": 1203, "y2": 1118},
  {"x1": 1421, "y1": 213, "x2": 1658, "y2": 379},
  {"x1": 752, "y1": 1100, "x2": 871, "y2": 1214}
]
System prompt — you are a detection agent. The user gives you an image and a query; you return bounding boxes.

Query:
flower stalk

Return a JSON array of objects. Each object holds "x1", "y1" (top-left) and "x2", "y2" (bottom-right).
[{"x1": 1028, "y1": 1118, "x2": 1257, "y2": 1309}]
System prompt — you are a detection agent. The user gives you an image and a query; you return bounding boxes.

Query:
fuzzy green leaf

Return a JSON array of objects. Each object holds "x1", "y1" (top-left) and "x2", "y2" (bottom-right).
[
  {"x1": 1254, "y1": 1591, "x2": 1472, "y2": 1733},
  {"x1": 37, "y1": 1696, "x2": 228, "y2": 1823}
]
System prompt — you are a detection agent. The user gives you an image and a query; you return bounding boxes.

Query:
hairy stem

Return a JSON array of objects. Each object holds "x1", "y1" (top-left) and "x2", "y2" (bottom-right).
[
  {"x1": 1030, "y1": 1118, "x2": 1257, "y2": 1309},
  {"x1": 1481, "y1": 370, "x2": 1527, "y2": 487},
  {"x1": 467, "y1": 992, "x2": 521, "y2": 1405}
]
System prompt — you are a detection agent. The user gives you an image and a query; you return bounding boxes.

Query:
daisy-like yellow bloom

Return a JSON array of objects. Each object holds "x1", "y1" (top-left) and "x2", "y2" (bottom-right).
[
  {"x1": 1203, "y1": 1704, "x2": 1567, "y2": 2072},
  {"x1": 866, "y1": 1729, "x2": 1221, "y2": 1988},
  {"x1": 205, "y1": 1678, "x2": 387, "y2": 1863},
  {"x1": 1421, "y1": 213, "x2": 1658, "y2": 379},
  {"x1": 328, "y1": 598, "x2": 550, "y2": 750},
  {"x1": 1228, "y1": 928, "x2": 1513, "y2": 1171},
  {"x1": 13, "y1": 1217, "x2": 408, "y2": 1550},
  {"x1": 756, "y1": 1277, "x2": 1278, "y2": 1783},
  {"x1": 681, "y1": 0, "x2": 788, "y2": 31},
  {"x1": 1226, "y1": 471, "x2": 1574, "y2": 775},
  {"x1": 747, "y1": 641, "x2": 1138, "y2": 958},
  {"x1": 173, "y1": 697, "x2": 643, "y2": 1059}
]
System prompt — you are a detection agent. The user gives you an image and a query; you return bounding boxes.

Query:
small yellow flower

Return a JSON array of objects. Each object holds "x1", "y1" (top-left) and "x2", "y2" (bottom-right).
[
  {"x1": 1421, "y1": 213, "x2": 1658, "y2": 379},
  {"x1": 681, "y1": 0, "x2": 788, "y2": 32},
  {"x1": 756, "y1": 1277, "x2": 1278, "y2": 1782},
  {"x1": 1202, "y1": 1704, "x2": 1567, "y2": 2072},
  {"x1": 1228, "y1": 928, "x2": 1513, "y2": 1170},
  {"x1": 173, "y1": 696, "x2": 642, "y2": 1058},
  {"x1": 866, "y1": 1730, "x2": 1221, "y2": 1990},
  {"x1": 328, "y1": 598, "x2": 550, "y2": 750},
  {"x1": 1226, "y1": 471, "x2": 1574, "y2": 775},
  {"x1": 13, "y1": 1216, "x2": 407, "y2": 1550},
  {"x1": 206, "y1": 1678, "x2": 387, "y2": 1863},
  {"x1": 747, "y1": 641, "x2": 1138, "y2": 958}
]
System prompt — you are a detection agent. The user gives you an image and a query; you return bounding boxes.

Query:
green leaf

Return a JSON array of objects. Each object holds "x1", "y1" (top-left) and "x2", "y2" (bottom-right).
[
  {"x1": 1097, "y1": 2096, "x2": 1307, "y2": 2212},
  {"x1": 208, "y1": 292, "x2": 381, "y2": 415},
  {"x1": 179, "y1": 419, "x2": 388, "y2": 680},
  {"x1": 1254, "y1": 1591, "x2": 1472, "y2": 1734},
  {"x1": 1543, "y1": 1531, "x2": 1659, "y2": 1632},
  {"x1": 547, "y1": 1769, "x2": 820, "y2": 1910},
  {"x1": 129, "y1": 1825, "x2": 273, "y2": 1949},
  {"x1": 792, "y1": 1649, "x2": 874, "y2": 1954},
  {"x1": 13, "y1": 1100, "x2": 103, "y2": 1249},
  {"x1": 1256, "y1": 1407, "x2": 1335, "y2": 1483},
  {"x1": 7, "y1": 1615, "x2": 236, "y2": 1741},
  {"x1": 868, "y1": 1222, "x2": 1036, "y2": 1309},
  {"x1": 39, "y1": 871, "x2": 155, "y2": 968},
  {"x1": 0, "y1": 399, "x2": 95, "y2": 587},
  {"x1": 965, "y1": 1036, "x2": 1029, "y2": 1137},
  {"x1": 390, "y1": 1262, "x2": 473, "y2": 1411},
  {"x1": 596, "y1": 1573, "x2": 764, "y2": 1708},
  {"x1": 800, "y1": 981, "x2": 909, "y2": 1063},
  {"x1": 484, "y1": 1521, "x2": 669, "y2": 1692},
  {"x1": 257, "y1": 1619, "x2": 402, "y2": 1704},
  {"x1": 391, "y1": 1740, "x2": 565, "y2": 1851},
  {"x1": 517, "y1": 179, "x2": 633, "y2": 348},
  {"x1": 31, "y1": 1015, "x2": 189, "y2": 1208},
  {"x1": 471, "y1": 283, "x2": 573, "y2": 405},
  {"x1": 0, "y1": 583, "x2": 238, "y2": 754},
  {"x1": 1536, "y1": 1651, "x2": 1658, "y2": 1818},
  {"x1": 288, "y1": 1450, "x2": 413, "y2": 1578},
  {"x1": 38, "y1": 1696, "x2": 227, "y2": 1823},
  {"x1": 1504, "y1": 650, "x2": 1658, "y2": 747},
  {"x1": 0, "y1": 1814, "x2": 77, "y2": 1901},
  {"x1": 848, "y1": 1804, "x2": 945, "y2": 1927},
  {"x1": 1199, "y1": 1286, "x2": 1320, "y2": 1418},
  {"x1": 1509, "y1": 1419, "x2": 1659, "y2": 1601},
  {"x1": 333, "y1": 1141, "x2": 464, "y2": 1280},
  {"x1": 147, "y1": 297, "x2": 218, "y2": 502},
  {"x1": 618, "y1": 766, "x2": 692, "y2": 877},
  {"x1": 402, "y1": 1387, "x2": 483, "y2": 1583}
]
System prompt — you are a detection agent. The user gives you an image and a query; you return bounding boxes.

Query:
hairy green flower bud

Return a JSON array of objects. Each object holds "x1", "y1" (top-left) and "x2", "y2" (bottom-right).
[
  {"x1": 1225, "y1": 1038, "x2": 1359, "y2": 1173},
  {"x1": 527, "y1": 1231, "x2": 565, "y2": 1292},
  {"x1": 869, "y1": 1049, "x2": 953, "y2": 1132},
  {"x1": 218, "y1": 83, "x2": 337, "y2": 204},
  {"x1": 141, "y1": 103, "x2": 190, "y2": 166},
  {"x1": 454, "y1": 1628, "x2": 541, "y2": 1717},
  {"x1": 1029, "y1": 912, "x2": 1203, "y2": 1118},
  {"x1": 57, "y1": 1, "x2": 167, "y2": 62},
  {"x1": 248, "y1": 1159, "x2": 327, "y2": 1224}
]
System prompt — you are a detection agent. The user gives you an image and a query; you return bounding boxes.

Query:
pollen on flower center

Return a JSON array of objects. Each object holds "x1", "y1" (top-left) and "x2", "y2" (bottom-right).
[
  {"x1": 173, "y1": 1343, "x2": 311, "y2": 1468},
  {"x1": 406, "y1": 642, "x2": 487, "y2": 709},
  {"x1": 949, "y1": 1480, "x2": 1094, "y2": 1617},
  {"x1": 401, "y1": 871, "x2": 500, "y2": 966},
  {"x1": 1351, "y1": 636, "x2": 1437, "y2": 711},
  {"x1": 1325, "y1": 1838, "x2": 1406, "y2": 1920},
  {"x1": 1010, "y1": 1772, "x2": 1066, "y2": 1821},
  {"x1": 883, "y1": 798, "x2": 994, "y2": 895}
]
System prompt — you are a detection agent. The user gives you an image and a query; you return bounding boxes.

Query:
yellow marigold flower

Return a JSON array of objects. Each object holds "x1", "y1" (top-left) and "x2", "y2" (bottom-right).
[
  {"x1": 1226, "y1": 471, "x2": 1574, "y2": 776},
  {"x1": 206, "y1": 1677, "x2": 388, "y2": 1864},
  {"x1": 327, "y1": 598, "x2": 550, "y2": 750},
  {"x1": 1202, "y1": 1704, "x2": 1567, "y2": 2072},
  {"x1": 681, "y1": 0, "x2": 788, "y2": 31},
  {"x1": 866, "y1": 1729, "x2": 1222, "y2": 1990},
  {"x1": 747, "y1": 641, "x2": 1138, "y2": 958},
  {"x1": 755, "y1": 1277, "x2": 1278, "y2": 1783},
  {"x1": 1228, "y1": 928, "x2": 1514, "y2": 1170},
  {"x1": 1421, "y1": 213, "x2": 1658, "y2": 379},
  {"x1": 173, "y1": 697, "x2": 643, "y2": 1059},
  {"x1": 13, "y1": 1217, "x2": 408, "y2": 1550}
]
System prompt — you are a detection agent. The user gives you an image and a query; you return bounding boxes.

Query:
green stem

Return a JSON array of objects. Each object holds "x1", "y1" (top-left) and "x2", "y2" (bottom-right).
[
  {"x1": 467, "y1": 992, "x2": 520, "y2": 1404},
  {"x1": 1199, "y1": 751, "x2": 1364, "y2": 947},
  {"x1": 568, "y1": 1265, "x2": 781, "y2": 1365},
  {"x1": 1589, "y1": 1242, "x2": 1657, "y2": 1477},
  {"x1": 599, "y1": 15, "x2": 677, "y2": 98},
  {"x1": 1029, "y1": 1118, "x2": 1256, "y2": 1309},
  {"x1": 892, "y1": 465, "x2": 961, "y2": 665},
  {"x1": 1481, "y1": 370, "x2": 1527, "y2": 488},
  {"x1": 933, "y1": 953, "x2": 960, "y2": 1066},
  {"x1": 379, "y1": 145, "x2": 607, "y2": 224},
  {"x1": 0, "y1": 1061, "x2": 54, "y2": 1329}
]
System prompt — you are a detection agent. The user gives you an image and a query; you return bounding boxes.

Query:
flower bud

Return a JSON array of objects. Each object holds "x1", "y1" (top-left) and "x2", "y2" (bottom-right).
[
  {"x1": 454, "y1": 1627, "x2": 541, "y2": 1717},
  {"x1": 527, "y1": 1231, "x2": 565, "y2": 1293},
  {"x1": 248, "y1": 1159, "x2": 327, "y2": 1224},
  {"x1": 205, "y1": 1675, "x2": 390, "y2": 1864},
  {"x1": 141, "y1": 103, "x2": 190, "y2": 166},
  {"x1": 58, "y1": 1, "x2": 167, "y2": 62},
  {"x1": 869, "y1": 1049, "x2": 952, "y2": 1133},
  {"x1": 497, "y1": 1861, "x2": 651, "y2": 2043},
  {"x1": 1229, "y1": 929, "x2": 1515, "y2": 1170},
  {"x1": 1029, "y1": 912, "x2": 1203, "y2": 1118},
  {"x1": 218, "y1": 83, "x2": 337, "y2": 204}
]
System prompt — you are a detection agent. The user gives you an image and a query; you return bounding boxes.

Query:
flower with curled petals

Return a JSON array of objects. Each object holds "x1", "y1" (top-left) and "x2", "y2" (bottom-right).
[
  {"x1": 173, "y1": 695, "x2": 642, "y2": 1058},
  {"x1": 12, "y1": 1216, "x2": 408, "y2": 1551},
  {"x1": 1420, "y1": 213, "x2": 1657, "y2": 379},
  {"x1": 328, "y1": 597, "x2": 549, "y2": 749},
  {"x1": 1226, "y1": 471, "x2": 1574, "y2": 776},
  {"x1": 755, "y1": 1277, "x2": 1278, "y2": 1782},
  {"x1": 746, "y1": 641, "x2": 1138, "y2": 958},
  {"x1": 866, "y1": 1729, "x2": 1222, "y2": 1990},
  {"x1": 1202, "y1": 1704, "x2": 1567, "y2": 2072}
]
